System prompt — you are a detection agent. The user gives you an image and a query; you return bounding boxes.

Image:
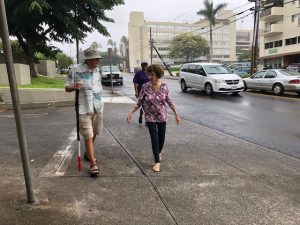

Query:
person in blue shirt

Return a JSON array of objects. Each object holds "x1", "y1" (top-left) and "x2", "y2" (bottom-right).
[{"x1": 133, "y1": 61, "x2": 149, "y2": 124}]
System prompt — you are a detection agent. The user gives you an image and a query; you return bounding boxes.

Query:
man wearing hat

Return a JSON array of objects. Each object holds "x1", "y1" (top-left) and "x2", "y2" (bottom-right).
[
  {"x1": 133, "y1": 61, "x2": 149, "y2": 124},
  {"x1": 65, "y1": 47, "x2": 103, "y2": 176}
]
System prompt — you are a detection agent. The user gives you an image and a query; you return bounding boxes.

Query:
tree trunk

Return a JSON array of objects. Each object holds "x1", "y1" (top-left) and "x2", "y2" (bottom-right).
[
  {"x1": 15, "y1": 34, "x2": 37, "y2": 78},
  {"x1": 209, "y1": 24, "x2": 213, "y2": 63},
  {"x1": 27, "y1": 54, "x2": 37, "y2": 78}
]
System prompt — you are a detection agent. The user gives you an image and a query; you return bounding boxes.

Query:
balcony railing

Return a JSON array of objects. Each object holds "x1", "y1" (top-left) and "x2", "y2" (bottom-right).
[
  {"x1": 264, "y1": 23, "x2": 283, "y2": 36},
  {"x1": 260, "y1": 7, "x2": 283, "y2": 21}
]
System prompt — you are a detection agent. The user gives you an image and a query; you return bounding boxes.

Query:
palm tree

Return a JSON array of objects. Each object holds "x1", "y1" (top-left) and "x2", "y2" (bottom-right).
[
  {"x1": 197, "y1": 0, "x2": 227, "y2": 62},
  {"x1": 120, "y1": 36, "x2": 129, "y2": 69}
]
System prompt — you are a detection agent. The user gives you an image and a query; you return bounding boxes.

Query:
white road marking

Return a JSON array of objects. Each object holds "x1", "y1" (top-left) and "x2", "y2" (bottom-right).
[
  {"x1": 39, "y1": 128, "x2": 77, "y2": 177},
  {"x1": 102, "y1": 96, "x2": 135, "y2": 104},
  {"x1": 0, "y1": 113, "x2": 48, "y2": 118}
]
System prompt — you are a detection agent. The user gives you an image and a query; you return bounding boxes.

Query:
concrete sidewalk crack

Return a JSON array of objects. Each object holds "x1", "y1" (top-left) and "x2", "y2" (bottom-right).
[{"x1": 104, "y1": 125, "x2": 179, "y2": 225}]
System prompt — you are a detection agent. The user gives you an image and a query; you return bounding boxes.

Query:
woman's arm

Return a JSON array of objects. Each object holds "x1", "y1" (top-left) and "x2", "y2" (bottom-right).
[
  {"x1": 127, "y1": 85, "x2": 146, "y2": 123},
  {"x1": 165, "y1": 84, "x2": 180, "y2": 124}
]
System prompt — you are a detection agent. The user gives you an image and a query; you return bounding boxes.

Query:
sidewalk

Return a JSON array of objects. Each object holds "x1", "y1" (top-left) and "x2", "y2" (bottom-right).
[{"x1": 0, "y1": 100, "x2": 300, "y2": 224}]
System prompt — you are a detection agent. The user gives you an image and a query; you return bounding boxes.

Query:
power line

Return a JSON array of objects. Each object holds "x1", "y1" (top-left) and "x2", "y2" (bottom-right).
[{"x1": 175, "y1": 6, "x2": 255, "y2": 37}]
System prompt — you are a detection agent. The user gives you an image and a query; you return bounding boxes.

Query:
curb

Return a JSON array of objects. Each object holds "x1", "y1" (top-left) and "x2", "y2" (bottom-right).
[
  {"x1": 0, "y1": 88, "x2": 122, "y2": 110},
  {"x1": 0, "y1": 100, "x2": 75, "y2": 110}
]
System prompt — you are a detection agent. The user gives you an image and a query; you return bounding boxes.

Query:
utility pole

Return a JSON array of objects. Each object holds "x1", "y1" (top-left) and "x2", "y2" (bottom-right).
[
  {"x1": 0, "y1": 0, "x2": 35, "y2": 203},
  {"x1": 153, "y1": 45, "x2": 173, "y2": 77},
  {"x1": 250, "y1": 0, "x2": 260, "y2": 74}
]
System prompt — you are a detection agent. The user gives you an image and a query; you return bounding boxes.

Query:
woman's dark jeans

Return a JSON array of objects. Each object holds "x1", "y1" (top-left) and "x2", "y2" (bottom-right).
[{"x1": 147, "y1": 122, "x2": 166, "y2": 163}]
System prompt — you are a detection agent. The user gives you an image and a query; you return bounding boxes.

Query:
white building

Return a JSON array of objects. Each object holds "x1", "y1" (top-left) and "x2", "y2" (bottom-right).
[
  {"x1": 128, "y1": 11, "x2": 237, "y2": 69},
  {"x1": 259, "y1": 0, "x2": 300, "y2": 68}
]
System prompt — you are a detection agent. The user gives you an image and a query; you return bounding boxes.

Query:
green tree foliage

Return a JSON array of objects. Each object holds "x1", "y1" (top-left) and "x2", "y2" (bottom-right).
[
  {"x1": 90, "y1": 42, "x2": 102, "y2": 51},
  {"x1": 197, "y1": 0, "x2": 227, "y2": 62},
  {"x1": 169, "y1": 34, "x2": 209, "y2": 62},
  {"x1": 100, "y1": 51, "x2": 123, "y2": 66},
  {"x1": 56, "y1": 53, "x2": 74, "y2": 68},
  {"x1": 4, "y1": 0, "x2": 124, "y2": 77},
  {"x1": 0, "y1": 40, "x2": 24, "y2": 55},
  {"x1": 238, "y1": 48, "x2": 258, "y2": 61}
]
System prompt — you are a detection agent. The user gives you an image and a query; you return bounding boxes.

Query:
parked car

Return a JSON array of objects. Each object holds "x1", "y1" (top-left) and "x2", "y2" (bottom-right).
[
  {"x1": 286, "y1": 63, "x2": 300, "y2": 73},
  {"x1": 179, "y1": 63, "x2": 244, "y2": 95},
  {"x1": 232, "y1": 67, "x2": 251, "y2": 77},
  {"x1": 100, "y1": 66, "x2": 123, "y2": 85},
  {"x1": 228, "y1": 62, "x2": 251, "y2": 71},
  {"x1": 243, "y1": 69, "x2": 300, "y2": 96}
]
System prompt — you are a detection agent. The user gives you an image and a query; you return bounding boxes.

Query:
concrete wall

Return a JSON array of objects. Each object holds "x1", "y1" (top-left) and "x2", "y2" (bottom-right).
[
  {"x1": 0, "y1": 63, "x2": 31, "y2": 85},
  {"x1": 0, "y1": 87, "x2": 74, "y2": 109},
  {"x1": 36, "y1": 60, "x2": 56, "y2": 78}
]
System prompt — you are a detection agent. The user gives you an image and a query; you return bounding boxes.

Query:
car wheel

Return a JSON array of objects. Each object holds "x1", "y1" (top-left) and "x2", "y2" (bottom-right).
[
  {"x1": 120, "y1": 81, "x2": 123, "y2": 85},
  {"x1": 272, "y1": 83, "x2": 284, "y2": 96},
  {"x1": 243, "y1": 81, "x2": 247, "y2": 91},
  {"x1": 205, "y1": 83, "x2": 213, "y2": 96},
  {"x1": 181, "y1": 80, "x2": 188, "y2": 93}
]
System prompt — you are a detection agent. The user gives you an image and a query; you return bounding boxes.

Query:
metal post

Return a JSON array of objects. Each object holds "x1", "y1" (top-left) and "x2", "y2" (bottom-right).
[
  {"x1": 75, "y1": 2, "x2": 79, "y2": 64},
  {"x1": 108, "y1": 48, "x2": 114, "y2": 94},
  {"x1": 0, "y1": 0, "x2": 34, "y2": 203},
  {"x1": 76, "y1": 37, "x2": 79, "y2": 64},
  {"x1": 150, "y1": 27, "x2": 153, "y2": 64}
]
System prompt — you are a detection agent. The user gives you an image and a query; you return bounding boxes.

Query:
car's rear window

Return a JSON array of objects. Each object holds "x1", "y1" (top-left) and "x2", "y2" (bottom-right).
[
  {"x1": 280, "y1": 70, "x2": 300, "y2": 76},
  {"x1": 203, "y1": 65, "x2": 232, "y2": 74}
]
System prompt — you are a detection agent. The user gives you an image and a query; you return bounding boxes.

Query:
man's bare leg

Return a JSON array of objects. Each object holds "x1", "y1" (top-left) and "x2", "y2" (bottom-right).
[{"x1": 85, "y1": 138, "x2": 97, "y2": 167}]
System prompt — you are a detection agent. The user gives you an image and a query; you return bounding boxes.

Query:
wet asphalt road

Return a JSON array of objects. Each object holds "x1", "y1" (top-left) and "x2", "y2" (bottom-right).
[{"x1": 114, "y1": 73, "x2": 300, "y2": 159}]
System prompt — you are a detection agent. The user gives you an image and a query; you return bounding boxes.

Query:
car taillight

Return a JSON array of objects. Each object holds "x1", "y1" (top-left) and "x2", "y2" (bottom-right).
[{"x1": 289, "y1": 79, "x2": 300, "y2": 84}]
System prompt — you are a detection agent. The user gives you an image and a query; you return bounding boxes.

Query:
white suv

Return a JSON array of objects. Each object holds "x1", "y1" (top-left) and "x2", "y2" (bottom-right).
[{"x1": 179, "y1": 63, "x2": 244, "y2": 95}]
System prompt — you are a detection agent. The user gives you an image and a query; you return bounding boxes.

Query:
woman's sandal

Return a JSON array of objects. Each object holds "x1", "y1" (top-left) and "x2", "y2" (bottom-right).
[{"x1": 90, "y1": 164, "x2": 99, "y2": 177}]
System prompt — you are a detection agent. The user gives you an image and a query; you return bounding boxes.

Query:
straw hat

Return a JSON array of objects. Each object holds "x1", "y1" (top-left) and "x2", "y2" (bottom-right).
[{"x1": 84, "y1": 47, "x2": 102, "y2": 60}]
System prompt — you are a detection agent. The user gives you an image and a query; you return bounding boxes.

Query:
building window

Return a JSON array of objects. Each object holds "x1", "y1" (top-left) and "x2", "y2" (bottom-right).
[
  {"x1": 292, "y1": 37, "x2": 297, "y2": 44},
  {"x1": 286, "y1": 37, "x2": 298, "y2": 45},
  {"x1": 274, "y1": 40, "x2": 282, "y2": 47},
  {"x1": 298, "y1": 36, "x2": 300, "y2": 43}
]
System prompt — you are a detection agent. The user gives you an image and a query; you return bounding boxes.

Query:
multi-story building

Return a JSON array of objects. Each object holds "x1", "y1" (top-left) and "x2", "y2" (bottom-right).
[
  {"x1": 236, "y1": 30, "x2": 253, "y2": 60},
  {"x1": 128, "y1": 11, "x2": 236, "y2": 69},
  {"x1": 259, "y1": 0, "x2": 300, "y2": 68}
]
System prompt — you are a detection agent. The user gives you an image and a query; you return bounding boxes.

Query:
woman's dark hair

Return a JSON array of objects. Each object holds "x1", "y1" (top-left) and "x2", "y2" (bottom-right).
[{"x1": 147, "y1": 64, "x2": 164, "y2": 79}]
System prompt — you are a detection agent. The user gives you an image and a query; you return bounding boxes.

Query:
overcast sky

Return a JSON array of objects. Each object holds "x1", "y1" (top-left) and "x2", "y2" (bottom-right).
[{"x1": 53, "y1": 0, "x2": 255, "y2": 58}]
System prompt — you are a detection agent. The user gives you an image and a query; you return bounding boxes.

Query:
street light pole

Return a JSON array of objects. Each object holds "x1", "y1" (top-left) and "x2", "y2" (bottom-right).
[{"x1": 0, "y1": 0, "x2": 34, "y2": 203}]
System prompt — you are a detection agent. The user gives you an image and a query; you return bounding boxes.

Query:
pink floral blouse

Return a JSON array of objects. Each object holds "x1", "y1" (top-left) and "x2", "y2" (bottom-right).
[{"x1": 137, "y1": 82, "x2": 175, "y2": 122}]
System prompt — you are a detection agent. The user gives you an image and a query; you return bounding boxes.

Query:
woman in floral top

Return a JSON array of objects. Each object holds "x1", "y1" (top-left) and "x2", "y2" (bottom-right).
[{"x1": 127, "y1": 64, "x2": 180, "y2": 172}]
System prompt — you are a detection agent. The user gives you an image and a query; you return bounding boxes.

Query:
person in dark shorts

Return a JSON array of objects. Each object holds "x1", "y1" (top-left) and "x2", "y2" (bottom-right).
[{"x1": 133, "y1": 61, "x2": 149, "y2": 124}]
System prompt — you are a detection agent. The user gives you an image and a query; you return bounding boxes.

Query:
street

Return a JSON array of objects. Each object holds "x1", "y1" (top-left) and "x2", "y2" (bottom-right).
[
  {"x1": 0, "y1": 75, "x2": 300, "y2": 224},
  {"x1": 115, "y1": 73, "x2": 300, "y2": 159}
]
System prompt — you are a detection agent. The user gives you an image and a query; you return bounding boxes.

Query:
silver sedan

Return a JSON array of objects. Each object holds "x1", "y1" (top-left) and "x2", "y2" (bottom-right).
[{"x1": 243, "y1": 69, "x2": 300, "y2": 96}]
